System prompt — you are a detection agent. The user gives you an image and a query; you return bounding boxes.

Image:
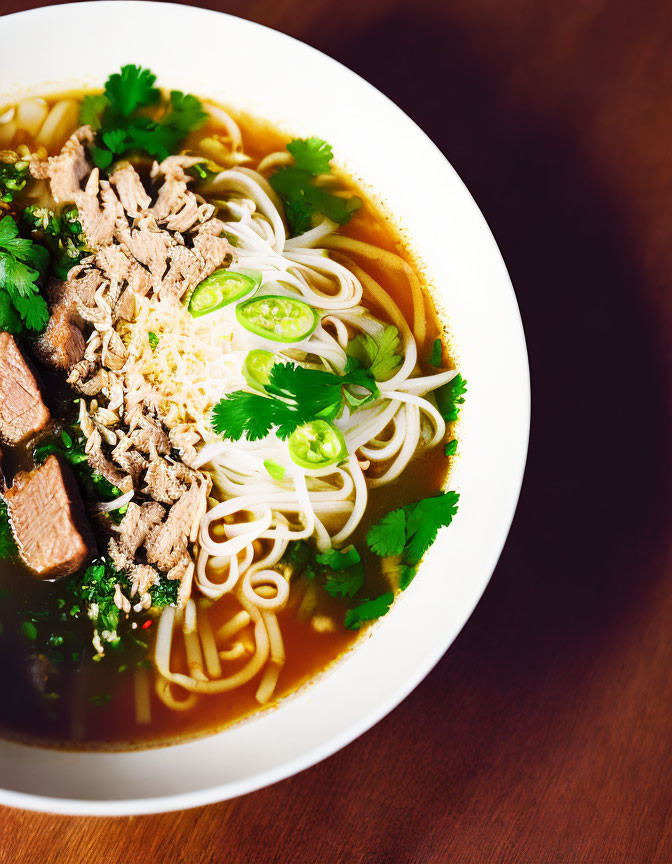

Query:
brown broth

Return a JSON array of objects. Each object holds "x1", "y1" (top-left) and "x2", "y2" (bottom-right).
[{"x1": 0, "y1": 94, "x2": 453, "y2": 749}]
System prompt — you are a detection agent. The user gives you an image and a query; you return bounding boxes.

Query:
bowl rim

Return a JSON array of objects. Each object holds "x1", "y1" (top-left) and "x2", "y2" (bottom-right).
[{"x1": 0, "y1": 0, "x2": 530, "y2": 815}]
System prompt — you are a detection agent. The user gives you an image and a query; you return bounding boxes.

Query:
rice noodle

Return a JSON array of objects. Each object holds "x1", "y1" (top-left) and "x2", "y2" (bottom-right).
[{"x1": 92, "y1": 110, "x2": 461, "y2": 716}]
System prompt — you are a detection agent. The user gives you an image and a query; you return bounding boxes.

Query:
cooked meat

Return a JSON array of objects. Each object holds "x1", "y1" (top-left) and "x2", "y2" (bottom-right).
[
  {"x1": 4, "y1": 455, "x2": 96, "y2": 579},
  {"x1": 169, "y1": 425, "x2": 200, "y2": 467},
  {"x1": 109, "y1": 164, "x2": 151, "y2": 216},
  {"x1": 111, "y1": 436, "x2": 147, "y2": 481},
  {"x1": 0, "y1": 333, "x2": 51, "y2": 445},
  {"x1": 51, "y1": 264, "x2": 103, "y2": 309},
  {"x1": 143, "y1": 457, "x2": 188, "y2": 503},
  {"x1": 145, "y1": 481, "x2": 205, "y2": 571},
  {"x1": 160, "y1": 244, "x2": 202, "y2": 299},
  {"x1": 29, "y1": 126, "x2": 93, "y2": 203},
  {"x1": 75, "y1": 173, "x2": 122, "y2": 247},
  {"x1": 128, "y1": 416, "x2": 170, "y2": 455},
  {"x1": 33, "y1": 305, "x2": 86, "y2": 370},
  {"x1": 76, "y1": 368, "x2": 109, "y2": 396},
  {"x1": 126, "y1": 262, "x2": 152, "y2": 297},
  {"x1": 109, "y1": 501, "x2": 165, "y2": 570},
  {"x1": 95, "y1": 244, "x2": 132, "y2": 284},
  {"x1": 127, "y1": 564, "x2": 159, "y2": 598},
  {"x1": 114, "y1": 287, "x2": 136, "y2": 320},
  {"x1": 85, "y1": 428, "x2": 126, "y2": 489},
  {"x1": 192, "y1": 222, "x2": 233, "y2": 274},
  {"x1": 124, "y1": 222, "x2": 173, "y2": 282},
  {"x1": 67, "y1": 356, "x2": 98, "y2": 388},
  {"x1": 164, "y1": 195, "x2": 200, "y2": 233}
]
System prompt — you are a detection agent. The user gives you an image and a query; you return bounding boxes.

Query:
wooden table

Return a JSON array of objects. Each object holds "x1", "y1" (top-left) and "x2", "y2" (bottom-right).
[{"x1": 2, "y1": 0, "x2": 671, "y2": 860}]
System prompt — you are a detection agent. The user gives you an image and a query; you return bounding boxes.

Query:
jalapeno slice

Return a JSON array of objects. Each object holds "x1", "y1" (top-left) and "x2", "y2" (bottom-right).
[
  {"x1": 288, "y1": 420, "x2": 348, "y2": 469},
  {"x1": 243, "y1": 349, "x2": 276, "y2": 391},
  {"x1": 236, "y1": 295, "x2": 319, "y2": 343},
  {"x1": 188, "y1": 269, "x2": 261, "y2": 317}
]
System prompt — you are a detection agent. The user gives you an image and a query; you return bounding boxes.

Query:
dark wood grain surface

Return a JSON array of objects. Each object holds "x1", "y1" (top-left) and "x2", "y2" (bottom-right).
[{"x1": 1, "y1": 0, "x2": 671, "y2": 861}]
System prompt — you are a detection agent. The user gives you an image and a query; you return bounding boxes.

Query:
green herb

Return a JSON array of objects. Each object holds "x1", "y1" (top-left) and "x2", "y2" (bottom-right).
[
  {"x1": 435, "y1": 374, "x2": 467, "y2": 423},
  {"x1": 212, "y1": 361, "x2": 378, "y2": 442},
  {"x1": 345, "y1": 592, "x2": 394, "y2": 630},
  {"x1": 264, "y1": 459, "x2": 286, "y2": 481},
  {"x1": 316, "y1": 546, "x2": 364, "y2": 599},
  {"x1": 283, "y1": 541, "x2": 365, "y2": 597},
  {"x1": 345, "y1": 325, "x2": 402, "y2": 382},
  {"x1": 269, "y1": 137, "x2": 361, "y2": 236},
  {"x1": 366, "y1": 491, "x2": 460, "y2": 567},
  {"x1": 399, "y1": 565, "x2": 417, "y2": 591},
  {"x1": 148, "y1": 576, "x2": 179, "y2": 609},
  {"x1": 0, "y1": 214, "x2": 49, "y2": 334},
  {"x1": 148, "y1": 331, "x2": 159, "y2": 351},
  {"x1": 90, "y1": 693, "x2": 112, "y2": 706},
  {"x1": 366, "y1": 509, "x2": 406, "y2": 558},
  {"x1": 284, "y1": 540, "x2": 316, "y2": 579},
  {"x1": 81, "y1": 65, "x2": 208, "y2": 169},
  {"x1": 428, "y1": 338, "x2": 442, "y2": 367},
  {"x1": 444, "y1": 439, "x2": 458, "y2": 456},
  {"x1": 22, "y1": 205, "x2": 87, "y2": 280},
  {"x1": 47, "y1": 634, "x2": 64, "y2": 647},
  {"x1": 20, "y1": 621, "x2": 37, "y2": 641},
  {"x1": 0, "y1": 159, "x2": 30, "y2": 203},
  {"x1": 0, "y1": 501, "x2": 17, "y2": 560}
]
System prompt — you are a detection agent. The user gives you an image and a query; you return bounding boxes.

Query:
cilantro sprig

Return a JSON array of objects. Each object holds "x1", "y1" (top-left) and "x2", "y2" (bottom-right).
[
  {"x1": 269, "y1": 137, "x2": 361, "y2": 236},
  {"x1": 367, "y1": 491, "x2": 460, "y2": 569},
  {"x1": 0, "y1": 214, "x2": 49, "y2": 334},
  {"x1": 345, "y1": 324, "x2": 402, "y2": 382},
  {"x1": 80, "y1": 64, "x2": 208, "y2": 169},
  {"x1": 344, "y1": 593, "x2": 394, "y2": 630},
  {"x1": 212, "y1": 361, "x2": 379, "y2": 442},
  {"x1": 435, "y1": 373, "x2": 467, "y2": 423}
]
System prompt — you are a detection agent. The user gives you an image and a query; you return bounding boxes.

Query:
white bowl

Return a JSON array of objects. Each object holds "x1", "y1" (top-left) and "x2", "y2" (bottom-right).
[{"x1": 0, "y1": 1, "x2": 529, "y2": 815}]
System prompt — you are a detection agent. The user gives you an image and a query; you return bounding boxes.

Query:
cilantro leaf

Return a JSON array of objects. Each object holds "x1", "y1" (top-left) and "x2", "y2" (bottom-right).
[
  {"x1": 404, "y1": 492, "x2": 460, "y2": 566},
  {"x1": 0, "y1": 215, "x2": 51, "y2": 334},
  {"x1": 0, "y1": 501, "x2": 17, "y2": 560},
  {"x1": 435, "y1": 374, "x2": 467, "y2": 423},
  {"x1": 366, "y1": 491, "x2": 460, "y2": 568},
  {"x1": 346, "y1": 325, "x2": 402, "y2": 382},
  {"x1": 315, "y1": 546, "x2": 361, "y2": 571},
  {"x1": 345, "y1": 592, "x2": 394, "y2": 629},
  {"x1": 211, "y1": 391, "x2": 275, "y2": 441},
  {"x1": 211, "y1": 361, "x2": 378, "y2": 442},
  {"x1": 269, "y1": 139, "x2": 361, "y2": 237},
  {"x1": 84, "y1": 66, "x2": 207, "y2": 169},
  {"x1": 325, "y1": 565, "x2": 364, "y2": 599},
  {"x1": 0, "y1": 292, "x2": 21, "y2": 334},
  {"x1": 428, "y1": 338, "x2": 442, "y2": 367},
  {"x1": 11, "y1": 293, "x2": 49, "y2": 331},
  {"x1": 104, "y1": 64, "x2": 160, "y2": 117},
  {"x1": 366, "y1": 509, "x2": 407, "y2": 557},
  {"x1": 399, "y1": 566, "x2": 416, "y2": 591},
  {"x1": 287, "y1": 138, "x2": 334, "y2": 174},
  {"x1": 315, "y1": 546, "x2": 364, "y2": 597},
  {"x1": 317, "y1": 546, "x2": 364, "y2": 598},
  {"x1": 160, "y1": 90, "x2": 208, "y2": 140},
  {"x1": 444, "y1": 439, "x2": 458, "y2": 456},
  {"x1": 148, "y1": 331, "x2": 159, "y2": 351},
  {"x1": 79, "y1": 93, "x2": 109, "y2": 130}
]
